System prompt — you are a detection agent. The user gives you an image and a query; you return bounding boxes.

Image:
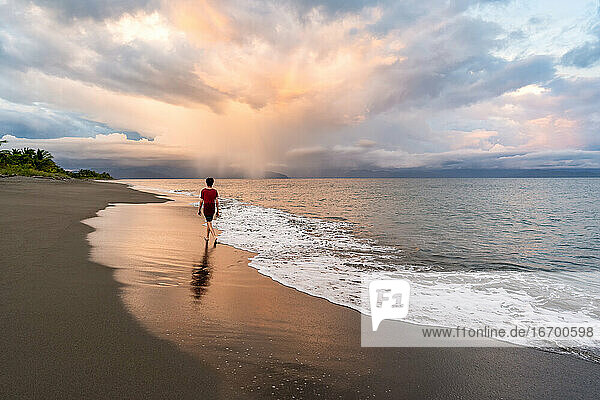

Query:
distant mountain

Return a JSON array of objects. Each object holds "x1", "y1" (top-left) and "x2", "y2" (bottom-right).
[
  {"x1": 262, "y1": 171, "x2": 289, "y2": 179},
  {"x1": 61, "y1": 162, "x2": 292, "y2": 179},
  {"x1": 50, "y1": 160, "x2": 600, "y2": 179}
]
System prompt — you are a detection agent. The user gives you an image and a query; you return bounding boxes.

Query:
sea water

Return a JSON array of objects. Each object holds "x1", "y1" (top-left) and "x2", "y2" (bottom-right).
[{"x1": 119, "y1": 178, "x2": 600, "y2": 361}]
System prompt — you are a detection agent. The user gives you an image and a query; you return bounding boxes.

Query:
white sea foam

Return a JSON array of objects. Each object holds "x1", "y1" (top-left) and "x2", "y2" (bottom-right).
[
  {"x1": 214, "y1": 198, "x2": 600, "y2": 356},
  {"x1": 125, "y1": 182, "x2": 600, "y2": 359}
]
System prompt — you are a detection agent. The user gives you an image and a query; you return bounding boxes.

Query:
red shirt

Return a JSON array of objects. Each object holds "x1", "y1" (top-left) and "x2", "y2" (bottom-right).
[{"x1": 201, "y1": 188, "x2": 218, "y2": 204}]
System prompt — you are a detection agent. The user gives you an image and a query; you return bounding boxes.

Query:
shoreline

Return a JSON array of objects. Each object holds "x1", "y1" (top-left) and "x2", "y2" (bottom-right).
[
  {"x1": 86, "y1": 180, "x2": 599, "y2": 398},
  {"x1": 2, "y1": 176, "x2": 599, "y2": 398},
  {"x1": 110, "y1": 185, "x2": 598, "y2": 355},
  {"x1": 117, "y1": 181, "x2": 596, "y2": 355}
]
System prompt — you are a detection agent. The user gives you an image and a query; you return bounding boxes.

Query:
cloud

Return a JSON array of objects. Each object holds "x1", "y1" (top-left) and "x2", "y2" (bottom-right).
[
  {"x1": 32, "y1": 0, "x2": 160, "y2": 20},
  {"x1": 0, "y1": 98, "x2": 145, "y2": 140},
  {"x1": 0, "y1": 0, "x2": 552, "y2": 115},
  {"x1": 561, "y1": 12, "x2": 600, "y2": 68},
  {"x1": 283, "y1": 142, "x2": 600, "y2": 175},
  {"x1": 0, "y1": 2, "x2": 227, "y2": 110},
  {"x1": 1, "y1": 133, "x2": 179, "y2": 163},
  {"x1": 355, "y1": 139, "x2": 376, "y2": 148},
  {"x1": 562, "y1": 41, "x2": 600, "y2": 68},
  {"x1": 0, "y1": 0, "x2": 599, "y2": 177},
  {"x1": 280, "y1": 0, "x2": 372, "y2": 15},
  {"x1": 366, "y1": 17, "x2": 555, "y2": 114},
  {"x1": 0, "y1": 132, "x2": 280, "y2": 177},
  {"x1": 4, "y1": 127, "x2": 600, "y2": 177}
]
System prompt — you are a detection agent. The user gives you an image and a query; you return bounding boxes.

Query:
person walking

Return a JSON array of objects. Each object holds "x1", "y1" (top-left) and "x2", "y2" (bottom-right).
[{"x1": 199, "y1": 177, "x2": 219, "y2": 243}]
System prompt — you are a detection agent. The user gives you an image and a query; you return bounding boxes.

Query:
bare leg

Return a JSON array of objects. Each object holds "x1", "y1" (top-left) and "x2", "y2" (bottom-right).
[
  {"x1": 207, "y1": 221, "x2": 218, "y2": 239},
  {"x1": 205, "y1": 222, "x2": 210, "y2": 240}
]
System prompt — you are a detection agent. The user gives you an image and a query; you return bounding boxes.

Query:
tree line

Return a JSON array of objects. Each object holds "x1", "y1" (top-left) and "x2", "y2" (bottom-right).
[{"x1": 0, "y1": 140, "x2": 113, "y2": 179}]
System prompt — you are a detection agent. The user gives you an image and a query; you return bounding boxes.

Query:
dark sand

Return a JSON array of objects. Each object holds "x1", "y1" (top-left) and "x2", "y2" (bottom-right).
[
  {"x1": 0, "y1": 177, "x2": 220, "y2": 398},
  {"x1": 2, "y1": 177, "x2": 600, "y2": 399}
]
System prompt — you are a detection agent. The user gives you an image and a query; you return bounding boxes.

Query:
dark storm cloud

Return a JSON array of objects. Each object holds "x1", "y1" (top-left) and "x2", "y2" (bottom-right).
[
  {"x1": 281, "y1": 0, "x2": 372, "y2": 15},
  {"x1": 368, "y1": 0, "x2": 508, "y2": 35},
  {"x1": 561, "y1": 12, "x2": 600, "y2": 68},
  {"x1": 428, "y1": 149, "x2": 600, "y2": 169},
  {"x1": 57, "y1": 158, "x2": 199, "y2": 178},
  {"x1": 368, "y1": 16, "x2": 555, "y2": 114},
  {"x1": 32, "y1": 0, "x2": 159, "y2": 20},
  {"x1": 1, "y1": 0, "x2": 598, "y2": 177},
  {"x1": 0, "y1": 1, "x2": 228, "y2": 110},
  {"x1": 0, "y1": 0, "x2": 546, "y2": 117},
  {"x1": 283, "y1": 143, "x2": 600, "y2": 176},
  {"x1": 0, "y1": 100, "x2": 145, "y2": 140},
  {"x1": 90, "y1": 40, "x2": 228, "y2": 108},
  {"x1": 441, "y1": 55, "x2": 555, "y2": 107},
  {"x1": 235, "y1": 0, "x2": 507, "y2": 21},
  {"x1": 562, "y1": 41, "x2": 600, "y2": 68}
]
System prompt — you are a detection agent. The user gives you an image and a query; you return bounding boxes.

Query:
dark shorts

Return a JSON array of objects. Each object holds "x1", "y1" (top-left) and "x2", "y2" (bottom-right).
[{"x1": 204, "y1": 204, "x2": 215, "y2": 222}]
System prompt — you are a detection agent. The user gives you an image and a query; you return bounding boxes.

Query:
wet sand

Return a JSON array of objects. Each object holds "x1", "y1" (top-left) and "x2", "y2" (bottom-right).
[
  {"x1": 1, "y1": 177, "x2": 600, "y2": 399},
  {"x1": 86, "y1": 183, "x2": 600, "y2": 399},
  {"x1": 0, "y1": 177, "x2": 220, "y2": 398}
]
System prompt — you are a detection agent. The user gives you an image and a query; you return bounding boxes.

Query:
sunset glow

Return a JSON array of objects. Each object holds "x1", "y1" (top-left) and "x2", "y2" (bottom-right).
[{"x1": 1, "y1": 0, "x2": 599, "y2": 176}]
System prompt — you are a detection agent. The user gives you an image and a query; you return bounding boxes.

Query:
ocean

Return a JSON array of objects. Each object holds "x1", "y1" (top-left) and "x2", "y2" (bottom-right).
[{"x1": 118, "y1": 178, "x2": 600, "y2": 361}]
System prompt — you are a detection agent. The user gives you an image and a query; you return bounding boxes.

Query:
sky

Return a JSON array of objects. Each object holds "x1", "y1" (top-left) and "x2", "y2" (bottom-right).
[{"x1": 1, "y1": 0, "x2": 599, "y2": 177}]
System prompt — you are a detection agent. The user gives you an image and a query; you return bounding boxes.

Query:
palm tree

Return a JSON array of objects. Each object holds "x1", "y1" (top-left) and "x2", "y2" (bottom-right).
[
  {"x1": 10, "y1": 149, "x2": 23, "y2": 161},
  {"x1": 9, "y1": 149, "x2": 25, "y2": 166},
  {"x1": 8, "y1": 148, "x2": 33, "y2": 167},
  {"x1": 21, "y1": 148, "x2": 35, "y2": 167},
  {"x1": 0, "y1": 141, "x2": 8, "y2": 165},
  {"x1": 33, "y1": 149, "x2": 55, "y2": 170}
]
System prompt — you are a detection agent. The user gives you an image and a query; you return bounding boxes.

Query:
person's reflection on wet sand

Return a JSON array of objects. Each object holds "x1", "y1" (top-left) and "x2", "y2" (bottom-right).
[{"x1": 190, "y1": 240, "x2": 213, "y2": 300}]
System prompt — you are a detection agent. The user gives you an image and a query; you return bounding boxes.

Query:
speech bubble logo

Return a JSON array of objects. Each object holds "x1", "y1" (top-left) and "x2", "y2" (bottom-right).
[{"x1": 369, "y1": 279, "x2": 411, "y2": 331}]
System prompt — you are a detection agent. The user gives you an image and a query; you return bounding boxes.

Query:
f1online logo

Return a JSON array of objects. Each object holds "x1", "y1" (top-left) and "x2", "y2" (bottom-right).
[{"x1": 369, "y1": 280, "x2": 411, "y2": 331}]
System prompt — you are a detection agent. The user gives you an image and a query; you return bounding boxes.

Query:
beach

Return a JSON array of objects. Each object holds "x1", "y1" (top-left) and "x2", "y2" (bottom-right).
[
  {"x1": 2, "y1": 177, "x2": 600, "y2": 399},
  {"x1": 0, "y1": 177, "x2": 219, "y2": 398}
]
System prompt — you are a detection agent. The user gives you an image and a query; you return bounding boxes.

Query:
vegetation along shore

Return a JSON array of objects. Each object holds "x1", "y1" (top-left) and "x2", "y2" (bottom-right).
[{"x1": 0, "y1": 139, "x2": 112, "y2": 179}]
